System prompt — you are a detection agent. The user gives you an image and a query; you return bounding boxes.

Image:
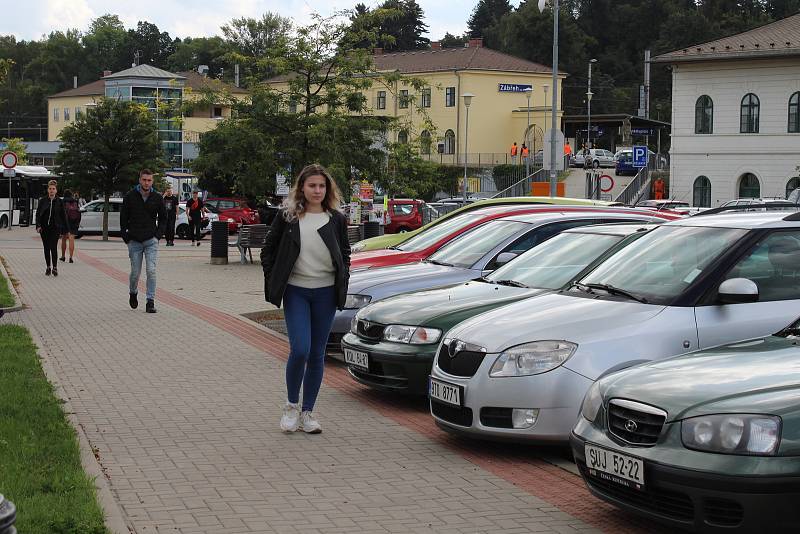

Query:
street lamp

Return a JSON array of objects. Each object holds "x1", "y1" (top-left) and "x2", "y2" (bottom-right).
[
  {"x1": 6, "y1": 122, "x2": 11, "y2": 138},
  {"x1": 587, "y1": 58, "x2": 597, "y2": 150},
  {"x1": 461, "y1": 93, "x2": 475, "y2": 204},
  {"x1": 37, "y1": 123, "x2": 42, "y2": 142},
  {"x1": 523, "y1": 87, "x2": 532, "y2": 177}
]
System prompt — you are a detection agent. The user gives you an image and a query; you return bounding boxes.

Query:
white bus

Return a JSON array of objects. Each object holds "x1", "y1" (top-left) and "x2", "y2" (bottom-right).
[{"x1": 0, "y1": 165, "x2": 57, "y2": 228}]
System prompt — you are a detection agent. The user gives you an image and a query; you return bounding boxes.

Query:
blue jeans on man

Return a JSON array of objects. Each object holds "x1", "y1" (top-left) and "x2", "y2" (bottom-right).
[{"x1": 128, "y1": 237, "x2": 158, "y2": 301}]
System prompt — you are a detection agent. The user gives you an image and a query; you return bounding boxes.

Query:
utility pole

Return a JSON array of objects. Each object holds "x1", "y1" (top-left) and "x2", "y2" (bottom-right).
[
  {"x1": 549, "y1": 0, "x2": 559, "y2": 197},
  {"x1": 587, "y1": 59, "x2": 597, "y2": 149},
  {"x1": 644, "y1": 49, "x2": 651, "y2": 153}
]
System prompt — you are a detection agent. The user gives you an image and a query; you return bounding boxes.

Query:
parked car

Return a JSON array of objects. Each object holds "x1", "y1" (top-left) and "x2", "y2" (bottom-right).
[
  {"x1": 430, "y1": 211, "x2": 800, "y2": 442},
  {"x1": 77, "y1": 198, "x2": 219, "y2": 238},
  {"x1": 720, "y1": 198, "x2": 794, "y2": 209},
  {"x1": 342, "y1": 223, "x2": 658, "y2": 395},
  {"x1": 572, "y1": 317, "x2": 800, "y2": 532},
  {"x1": 330, "y1": 207, "x2": 676, "y2": 357},
  {"x1": 633, "y1": 200, "x2": 694, "y2": 216},
  {"x1": 572, "y1": 149, "x2": 615, "y2": 169},
  {"x1": 385, "y1": 199, "x2": 426, "y2": 234},
  {"x1": 176, "y1": 203, "x2": 221, "y2": 240},
  {"x1": 204, "y1": 197, "x2": 260, "y2": 232},
  {"x1": 614, "y1": 149, "x2": 668, "y2": 173}
]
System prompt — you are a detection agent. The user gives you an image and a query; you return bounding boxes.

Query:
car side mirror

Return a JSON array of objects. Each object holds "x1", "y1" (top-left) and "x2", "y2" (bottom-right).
[
  {"x1": 718, "y1": 278, "x2": 759, "y2": 304},
  {"x1": 494, "y1": 252, "x2": 518, "y2": 267}
]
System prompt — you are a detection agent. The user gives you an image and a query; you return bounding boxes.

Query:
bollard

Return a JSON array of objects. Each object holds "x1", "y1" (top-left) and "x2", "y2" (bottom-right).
[
  {"x1": 210, "y1": 221, "x2": 228, "y2": 265},
  {"x1": 0, "y1": 494, "x2": 17, "y2": 534}
]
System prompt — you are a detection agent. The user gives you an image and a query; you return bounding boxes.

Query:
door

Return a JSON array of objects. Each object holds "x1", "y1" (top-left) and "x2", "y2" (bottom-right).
[{"x1": 695, "y1": 230, "x2": 800, "y2": 348}]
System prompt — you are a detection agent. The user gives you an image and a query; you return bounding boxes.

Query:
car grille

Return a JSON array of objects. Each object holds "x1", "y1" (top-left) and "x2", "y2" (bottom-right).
[
  {"x1": 607, "y1": 399, "x2": 667, "y2": 446},
  {"x1": 435, "y1": 342, "x2": 486, "y2": 378},
  {"x1": 480, "y1": 407, "x2": 513, "y2": 429},
  {"x1": 431, "y1": 399, "x2": 473, "y2": 427},
  {"x1": 703, "y1": 498, "x2": 744, "y2": 527},
  {"x1": 356, "y1": 319, "x2": 385, "y2": 341},
  {"x1": 578, "y1": 460, "x2": 694, "y2": 523}
]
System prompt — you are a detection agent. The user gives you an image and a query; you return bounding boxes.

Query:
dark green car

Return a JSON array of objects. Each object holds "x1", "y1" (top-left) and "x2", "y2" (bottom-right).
[
  {"x1": 571, "y1": 319, "x2": 800, "y2": 532},
  {"x1": 341, "y1": 224, "x2": 655, "y2": 395}
]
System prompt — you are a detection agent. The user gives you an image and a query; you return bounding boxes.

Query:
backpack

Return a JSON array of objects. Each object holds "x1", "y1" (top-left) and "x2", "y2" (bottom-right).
[{"x1": 65, "y1": 199, "x2": 80, "y2": 222}]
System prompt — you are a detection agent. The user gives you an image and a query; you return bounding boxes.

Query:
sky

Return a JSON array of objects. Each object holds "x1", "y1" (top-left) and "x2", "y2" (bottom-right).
[{"x1": 1, "y1": 0, "x2": 523, "y2": 42}]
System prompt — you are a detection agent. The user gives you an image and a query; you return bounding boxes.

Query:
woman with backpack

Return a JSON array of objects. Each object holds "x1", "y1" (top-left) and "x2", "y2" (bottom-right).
[
  {"x1": 35, "y1": 179, "x2": 67, "y2": 276},
  {"x1": 60, "y1": 189, "x2": 81, "y2": 263}
]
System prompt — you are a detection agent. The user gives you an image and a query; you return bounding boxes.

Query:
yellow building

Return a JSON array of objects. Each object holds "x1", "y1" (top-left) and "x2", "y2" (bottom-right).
[{"x1": 267, "y1": 38, "x2": 565, "y2": 166}]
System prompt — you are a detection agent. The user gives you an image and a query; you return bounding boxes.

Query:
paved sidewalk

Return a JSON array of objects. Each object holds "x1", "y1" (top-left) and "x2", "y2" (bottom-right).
[{"x1": 0, "y1": 229, "x2": 660, "y2": 534}]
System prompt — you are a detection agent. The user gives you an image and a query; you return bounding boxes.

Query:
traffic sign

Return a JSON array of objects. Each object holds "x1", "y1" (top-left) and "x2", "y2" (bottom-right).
[
  {"x1": 3, "y1": 168, "x2": 14, "y2": 178},
  {"x1": 1, "y1": 151, "x2": 17, "y2": 169},
  {"x1": 543, "y1": 129, "x2": 566, "y2": 171},
  {"x1": 633, "y1": 145, "x2": 648, "y2": 168},
  {"x1": 599, "y1": 174, "x2": 615, "y2": 193}
]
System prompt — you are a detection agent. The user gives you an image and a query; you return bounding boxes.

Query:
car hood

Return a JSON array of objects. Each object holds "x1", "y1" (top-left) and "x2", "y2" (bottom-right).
[
  {"x1": 448, "y1": 292, "x2": 666, "y2": 355},
  {"x1": 600, "y1": 336, "x2": 800, "y2": 420},
  {"x1": 359, "y1": 280, "x2": 546, "y2": 328},
  {"x1": 351, "y1": 249, "x2": 416, "y2": 269},
  {"x1": 347, "y1": 262, "x2": 476, "y2": 298}
]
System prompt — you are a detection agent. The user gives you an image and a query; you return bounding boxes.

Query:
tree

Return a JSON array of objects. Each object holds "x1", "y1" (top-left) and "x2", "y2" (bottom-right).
[
  {"x1": 380, "y1": 0, "x2": 430, "y2": 51},
  {"x1": 439, "y1": 32, "x2": 469, "y2": 48},
  {"x1": 56, "y1": 99, "x2": 162, "y2": 240},
  {"x1": 165, "y1": 36, "x2": 229, "y2": 76},
  {"x1": 0, "y1": 138, "x2": 28, "y2": 164},
  {"x1": 127, "y1": 21, "x2": 176, "y2": 68},
  {"x1": 221, "y1": 13, "x2": 293, "y2": 83},
  {"x1": 467, "y1": 0, "x2": 513, "y2": 38},
  {"x1": 82, "y1": 14, "x2": 130, "y2": 73},
  {"x1": 382, "y1": 142, "x2": 439, "y2": 198}
]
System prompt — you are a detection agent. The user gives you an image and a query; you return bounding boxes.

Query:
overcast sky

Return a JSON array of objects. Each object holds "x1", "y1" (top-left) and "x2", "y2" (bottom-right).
[{"x1": 2, "y1": 0, "x2": 523, "y2": 42}]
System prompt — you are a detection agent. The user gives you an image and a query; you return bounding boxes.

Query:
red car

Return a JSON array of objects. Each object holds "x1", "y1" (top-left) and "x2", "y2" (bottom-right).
[
  {"x1": 385, "y1": 199, "x2": 425, "y2": 234},
  {"x1": 351, "y1": 205, "x2": 680, "y2": 270},
  {"x1": 204, "y1": 197, "x2": 260, "y2": 232}
]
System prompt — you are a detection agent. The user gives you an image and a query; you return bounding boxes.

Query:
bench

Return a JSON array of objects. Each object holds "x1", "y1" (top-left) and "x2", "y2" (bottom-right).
[{"x1": 230, "y1": 224, "x2": 269, "y2": 264}]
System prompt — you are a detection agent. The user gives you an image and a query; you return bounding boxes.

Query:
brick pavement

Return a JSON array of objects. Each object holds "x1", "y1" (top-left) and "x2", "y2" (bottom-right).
[{"x1": 0, "y1": 228, "x2": 664, "y2": 534}]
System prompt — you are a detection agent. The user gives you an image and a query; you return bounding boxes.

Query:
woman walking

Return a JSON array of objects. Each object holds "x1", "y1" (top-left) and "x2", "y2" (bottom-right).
[
  {"x1": 261, "y1": 164, "x2": 351, "y2": 434},
  {"x1": 35, "y1": 179, "x2": 67, "y2": 276},
  {"x1": 60, "y1": 189, "x2": 81, "y2": 263},
  {"x1": 186, "y1": 190, "x2": 205, "y2": 246}
]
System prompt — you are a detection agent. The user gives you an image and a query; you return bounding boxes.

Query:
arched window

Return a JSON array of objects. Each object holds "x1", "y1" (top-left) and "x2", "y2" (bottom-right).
[
  {"x1": 444, "y1": 129, "x2": 455, "y2": 154},
  {"x1": 420, "y1": 130, "x2": 432, "y2": 154},
  {"x1": 693, "y1": 176, "x2": 711, "y2": 207},
  {"x1": 789, "y1": 92, "x2": 800, "y2": 133},
  {"x1": 786, "y1": 176, "x2": 800, "y2": 199},
  {"x1": 738, "y1": 173, "x2": 760, "y2": 198},
  {"x1": 740, "y1": 93, "x2": 760, "y2": 133},
  {"x1": 695, "y1": 96, "x2": 713, "y2": 134},
  {"x1": 397, "y1": 130, "x2": 408, "y2": 144}
]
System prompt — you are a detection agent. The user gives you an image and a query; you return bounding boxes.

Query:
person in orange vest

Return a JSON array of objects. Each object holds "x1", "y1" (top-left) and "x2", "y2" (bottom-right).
[
  {"x1": 563, "y1": 140, "x2": 573, "y2": 167},
  {"x1": 653, "y1": 177, "x2": 666, "y2": 200},
  {"x1": 510, "y1": 142, "x2": 518, "y2": 164},
  {"x1": 521, "y1": 143, "x2": 529, "y2": 164}
]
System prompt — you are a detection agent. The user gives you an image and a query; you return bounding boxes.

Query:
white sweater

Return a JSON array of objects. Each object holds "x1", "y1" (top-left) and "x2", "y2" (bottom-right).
[{"x1": 287, "y1": 211, "x2": 336, "y2": 289}]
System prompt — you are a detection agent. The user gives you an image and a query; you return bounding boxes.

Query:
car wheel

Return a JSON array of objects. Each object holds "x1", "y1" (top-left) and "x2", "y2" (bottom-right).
[
  {"x1": 0, "y1": 215, "x2": 7, "y2": 229},
  {"x1": 592, "y1": 160, "x2": 600, "y2": 169},
  {"x1": 176, "y1": 224, "x2": 189, "y2": 239},
  {"x1": 398, "y1": 227, "x2": 410, "y2": 233}
]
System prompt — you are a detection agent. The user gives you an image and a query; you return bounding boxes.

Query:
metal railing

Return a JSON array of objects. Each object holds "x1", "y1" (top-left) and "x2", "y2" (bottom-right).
[
  {"x1": 585, "y1": 172, "x2": 601, "y2": 200},
  {"x1": 491, "y1": 168, "x2": 548, "y2": 199},
  {"x1": 421, "y1": 152, "x2": 542, "y2": 167},
  {"x1": 614, "y1": 166, "x2": 651, "y2": 206}
]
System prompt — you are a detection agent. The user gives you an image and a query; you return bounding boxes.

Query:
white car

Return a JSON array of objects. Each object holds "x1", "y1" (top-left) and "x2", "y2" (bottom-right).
[
  {"x1": 77, "y1": 198, "x2": 219, "y2": 238},
  {"x1": 430, "y1": 211, "x2": 800, "y2": 442},
  {"x1": 572, "y1": 149, "x2": 615, "y2": 168}
]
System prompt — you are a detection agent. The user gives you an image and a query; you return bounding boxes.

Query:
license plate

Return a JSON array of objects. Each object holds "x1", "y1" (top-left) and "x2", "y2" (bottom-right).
[
  {"x1": 585, "y1": 444, "x2": 645, "y2": 489},
  {"x1": 429, "y1": 378, "x2": 461, "y2": 406},
  {"x1": 344, "y1": 348, "x2": 369, "y2": 371}
]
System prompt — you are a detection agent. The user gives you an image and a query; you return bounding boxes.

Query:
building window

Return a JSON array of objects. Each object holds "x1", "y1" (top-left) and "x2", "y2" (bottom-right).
[
  {"x1": 398, "y1": 130, "x2": 408, "y2": 144},
  {"x1": 445, "y1": 87, "x2": 456, "y2": 107},
  {"x1": 53, "y1": 108, "x2": 59, "y2": 122},
  {"x1": 789, "y1": 92, "x2": 800, "y2": 133},
  {"x1": 694, "y1": 95, "x2": 713, "y2": 134},
  {"x1": 420, "y1": 130, "x2": 432, "y2": 154},
  {"x1": 693, "y1": 176, "x2": 711, "y2": 207},
  {"x1": 444, "y1": 129, "x2": 455, "y2": 154},
  {"x1": 421, "y1": 88, "x2": 431, "y2": 108},
  {"x1": 213, "y1": 106, "x2": 223, "y2": 118},
  {"x1": 786, "y1": 177, "x2": 800, "y2": 199},
  {"x1": 399, "y1": 89, "x2": 409, "y2": 109},
  {"x1": 75, "y1": 107, "x2": 82, "y2": 120},
  {"x1": 377, "y1": 91, "x2": 386, "y2": 110},
  {"x1": 64, "y1": 107, "x2": 70, "y2": 121},
  {"x1": 738, "y1": 173, "x2": 760, "y2": 198},
  {"x1": 740, "y1": 93, "x2": 760, "y2": 133}
]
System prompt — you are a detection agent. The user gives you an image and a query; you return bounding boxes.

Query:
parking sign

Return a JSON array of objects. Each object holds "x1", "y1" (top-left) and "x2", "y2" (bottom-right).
[{"x1": 633, "y1": 146, "x2": 648, "y2": 168}]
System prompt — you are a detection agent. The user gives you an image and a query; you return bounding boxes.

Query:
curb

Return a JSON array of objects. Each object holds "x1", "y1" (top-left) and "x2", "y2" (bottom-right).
[{"x1": 0, "y1": 257, "x2": 23, "y2": 313}]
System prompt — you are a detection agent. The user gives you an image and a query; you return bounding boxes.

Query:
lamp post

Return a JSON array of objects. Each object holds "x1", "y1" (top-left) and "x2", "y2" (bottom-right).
[
  {"x1": 587, "y1": 58, "x2": 597, "y2": 150},
  {"x1": 524, "y1": 87, "x2": 532, "y2": 177},
  {"x1": 37, "y1": 123, "x2": 42, "y2": 142},
  {"x1": 548, "y1": 0, "x2": 560, "y2": 197},
  {"x1": 461, "y1": 93, "x2": 475, "y2": 204},
  {"x1": 6, "y1": 122, "x2": 11, "y2": 138}
]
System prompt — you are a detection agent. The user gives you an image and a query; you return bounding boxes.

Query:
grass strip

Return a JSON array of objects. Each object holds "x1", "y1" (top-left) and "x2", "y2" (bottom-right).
[
  {"x1": 0, "y1": 325, "x2": 108, "y2": 533},
  {"x1": 0, "y1": 261, "x2": 14, "y2": 308}
]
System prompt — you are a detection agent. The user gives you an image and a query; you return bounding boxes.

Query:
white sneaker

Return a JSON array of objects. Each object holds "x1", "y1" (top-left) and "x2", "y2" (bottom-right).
[
  {"x1": 280, "y1": 402, "x2": 300, "y2": 432},
  {"x1": 300, "y1": 411, "x2": 322, "y2": 434}
]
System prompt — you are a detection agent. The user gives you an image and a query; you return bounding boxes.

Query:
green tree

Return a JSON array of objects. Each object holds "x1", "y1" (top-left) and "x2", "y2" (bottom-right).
[
  {"x1": 221, "y1": 13, "x2": 293, "y2": 83},
  {"x1": 467, "y1": 0, "x2": 513, "y2": 38},
  {"x1": 82, "y1": 14, "x2": 131, "y2": 73},
  {"x1": 439, "y1": 32, "x2": 469, "y2": 48},
  {"x1": 382, "y1": 142, "x2": 439, "y2": 198},
  {"x1": 381, "y1": 0, "x2": 430, "y2": 50},
  {"x1": 165, "y1": 36, "x2": 229, "y2": 76},
  {"x1": 127, "y1": 21, "x2": 176, "y2": 68},
  {"x1": 56, "y1": 99, "x2": 162, "y2": 240},
  {"x1": 0, "y1": 138, "x2": 28, "y2": 163}
]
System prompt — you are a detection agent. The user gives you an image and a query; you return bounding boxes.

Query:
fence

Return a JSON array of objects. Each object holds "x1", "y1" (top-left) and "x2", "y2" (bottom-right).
[
  {"x1": 422, "y1": 152, "x2": 545, "y2": 168},
  {"x1": 614, "y1": 166, "x2": 651, "y2": 206}
]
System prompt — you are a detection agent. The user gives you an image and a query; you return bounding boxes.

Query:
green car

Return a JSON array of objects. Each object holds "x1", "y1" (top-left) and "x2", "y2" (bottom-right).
[
  {"x1": 341, "y1": 223, "x2": 653, "y2": 395},
  {"x1": 352, "y1": 196, "x2": 622, "y2": 252},
  {"x1": 572, "y1": 319, "x2": 800, "y2": 532}
]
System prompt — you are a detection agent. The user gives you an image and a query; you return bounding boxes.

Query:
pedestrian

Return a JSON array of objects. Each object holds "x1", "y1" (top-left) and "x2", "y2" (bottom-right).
[
  {"x1": 35, "y1": 179, "x2": 67, "y2": 276},
  {"x1": 120, "y1": 169, "x2": 166, "y2": 314},
  {"x1": 582, "y1": 144, "x2": 592, "y2": 170},
  {"x1": 510, "y1": 142, "x2": 518, "y2": 164},
  {"x1": 186, "y1": 190, "x2": 205, "y2": 246},
  {"x1": 261, "y1": 164, "x2": 351, "y2": 434},
  {"x1": 162, "y1": 186, "x2": 179, "y2": 246},
  {"x1": 521, "y1": 143, "x2": 529, "y2": 165},
  {"x1": 60, "y1": 189, "x2": 81, "y2": 263}
]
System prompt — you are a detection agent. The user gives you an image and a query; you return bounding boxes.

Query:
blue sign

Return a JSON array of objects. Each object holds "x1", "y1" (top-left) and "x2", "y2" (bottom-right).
[
  {"x1": 633, "y1": 145, "x2": 648, "y2": 168},
  {"x1": 498, "y1": 83, "x2": 532, "y2": 93},
  {"x1": 631, "y1": 127, "x2": 656, "y2": 136}
]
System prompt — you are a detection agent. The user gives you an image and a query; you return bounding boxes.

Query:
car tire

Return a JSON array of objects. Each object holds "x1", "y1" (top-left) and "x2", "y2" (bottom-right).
[
  {"x1": 0, "y1": 215, "x2": 7, "y2": 229},
  {"x1": 397, "y1": 226, "x2": 411, "y2": 233},
  {"x1": 176, "y1": 224, "x2": 189, "y2": 240}
]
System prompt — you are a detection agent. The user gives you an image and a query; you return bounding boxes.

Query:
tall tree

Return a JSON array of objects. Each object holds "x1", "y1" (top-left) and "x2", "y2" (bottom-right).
[
  {"x1": 381, "y1": 0, "x2": 430, "y2": 50},
  {"x1": 221, "y1": 12, "x2": 292, "y2": 83},
  {"x1": 82, "y1": 14, "x2": 130, "y2": 73},
  {"x1": 439, "y1": 32, "x2": 469, "y2": 48},
  {"x1": 165, "y1": 37, "x2": 229, "y2": 76},
  {"x1": 467, "y1": 0, "x2": 513, "y2": 38},
  {"x1": 127, "y1": 21, "x2": 176, "y2": 68}
]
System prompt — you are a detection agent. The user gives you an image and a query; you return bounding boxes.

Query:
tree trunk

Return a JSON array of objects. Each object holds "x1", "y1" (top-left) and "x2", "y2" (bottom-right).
[{"x1": 102, "y1": 192, "x2": 110, "y2": 241}]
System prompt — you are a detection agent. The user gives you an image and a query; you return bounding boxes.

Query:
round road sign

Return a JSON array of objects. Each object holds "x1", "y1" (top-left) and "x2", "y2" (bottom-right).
[
  {"x1": 600, "y1": 174, "x2": 615, "y2": 193},
  {"x1": 1, "y1": 151, "x2": 17, "y2": 169}
]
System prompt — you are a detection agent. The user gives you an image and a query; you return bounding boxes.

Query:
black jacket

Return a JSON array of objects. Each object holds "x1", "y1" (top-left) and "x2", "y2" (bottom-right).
[
  {"x1": 163, "y1": 195, "x2": 179, "y2": 220},
  {"x1": 36, "y1": 196, "x2": 67, "y2": 233},
  {"x1": 261, "y1": 209, "x2": 351, "y2": 310},
  {"x1": 120, "y1": 187, "x2": 167, "y2": 243}
]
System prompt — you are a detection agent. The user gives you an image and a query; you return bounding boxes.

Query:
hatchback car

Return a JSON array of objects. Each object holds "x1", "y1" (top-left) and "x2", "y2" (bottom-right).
[
  {"x1": 204, "y1": 197, "x2": 259, "y2": 232},
  {"x1": 430, "y1": 211, "x2": 800, "y2": 442},
  {"x1": 573, "y1": 149, "x2": 615, "y2": 169},
  {"x1": 572, "y1": 317, "x2": 800, "y2": 532},
  {"x1": 342, "y1": 224, "x2": 657, "y2": 395},
  {"x1": 385, "y1": 199, "x2": 426, "y2": 234}
]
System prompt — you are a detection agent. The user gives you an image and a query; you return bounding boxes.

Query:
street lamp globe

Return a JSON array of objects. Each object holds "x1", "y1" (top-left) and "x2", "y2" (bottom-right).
[{"x1": 461, "y1": 93, "x2": 476, "y2": 203}]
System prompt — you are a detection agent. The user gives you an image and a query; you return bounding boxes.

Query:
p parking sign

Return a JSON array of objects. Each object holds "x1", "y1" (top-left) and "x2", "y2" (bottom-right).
[{"x1": 633, "y1": 146, "x2": 648, "y2": 168}]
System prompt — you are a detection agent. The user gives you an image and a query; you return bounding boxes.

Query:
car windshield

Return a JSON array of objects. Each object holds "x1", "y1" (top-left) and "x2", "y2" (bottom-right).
[
  {"x1": 427, "y1": 220, "x2": 530, "y2": 269},
  {"x1": 395, "y1": 211, "x2": 488, "y2": 251},
  {"x1": 576, "y1": 226, "x2": 748, "y2": 304},
  {"x1": 487, "y1": 232, "x2": 625, "y2": 289}
]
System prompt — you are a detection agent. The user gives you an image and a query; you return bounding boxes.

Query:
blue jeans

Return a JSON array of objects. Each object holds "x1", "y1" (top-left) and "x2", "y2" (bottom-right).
[
  {"x1": 283, "y1": 284, "x2": 337, "y2": 411},
  {"x1": 128, "y1": 237, "x2": 158, "y2": 300}
]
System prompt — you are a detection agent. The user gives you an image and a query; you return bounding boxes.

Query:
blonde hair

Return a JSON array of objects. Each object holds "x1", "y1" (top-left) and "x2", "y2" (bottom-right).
[
  {"x1": 47, "y1": 180, "x2": 58, "y2": 188},
  {"x1": 282, "y1": 164, "x2": 342, "y2": 222}
]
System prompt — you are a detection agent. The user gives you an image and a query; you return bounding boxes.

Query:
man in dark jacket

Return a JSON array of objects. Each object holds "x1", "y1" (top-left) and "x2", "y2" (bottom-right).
[
  {"x1": 162, "y1": 187, "x2": 179, "y2": 246},
  {"x1": 120, "y1": 169, "x2": 166, "y2": 313}
]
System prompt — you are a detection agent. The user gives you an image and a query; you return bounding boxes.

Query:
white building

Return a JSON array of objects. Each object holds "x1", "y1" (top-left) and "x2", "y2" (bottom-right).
[{"x1": 654, "y1": 14, "x2": 800, "y2": 207}]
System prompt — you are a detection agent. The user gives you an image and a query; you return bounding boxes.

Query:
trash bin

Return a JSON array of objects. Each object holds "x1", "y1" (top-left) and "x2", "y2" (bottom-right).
[
  {"x1": 0, "y1": 494, "x2": 17, "y2": 534},
  {"x1": 362, "y1": 221, "x2": 384, "y2": 239},
  {"x1": 210, "y1": 221, "x2": 228, "y2": 265}
]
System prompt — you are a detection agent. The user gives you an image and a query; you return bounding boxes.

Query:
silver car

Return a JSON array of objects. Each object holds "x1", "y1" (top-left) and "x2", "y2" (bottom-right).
[{"x1": 430, "y1": 211, "x2": 800, "y2": 442}]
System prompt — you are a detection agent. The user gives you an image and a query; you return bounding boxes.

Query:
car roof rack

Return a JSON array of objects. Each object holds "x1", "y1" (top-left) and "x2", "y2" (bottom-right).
[{"x1": 691, "y1": 202, "x2": 800, "y2": 217}]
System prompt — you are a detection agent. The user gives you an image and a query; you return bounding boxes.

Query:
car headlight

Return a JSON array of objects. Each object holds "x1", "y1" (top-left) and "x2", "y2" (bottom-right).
[
  {"x1": 489, "y1": 340, "x2": 577, "y2": 377},
  {"x1": 382, "y1": 325, "x2": 442, "y2": 344},
  {"x1": 581, "y1": 381, "x2": 603, "y2": 423},
  {"x1": 350, "y1": 314, "x2": 359, "y2": 334},
  {"x1": 681, "y1": 414, "x2": 781, "y2": 456},
  {"x1": 344, "y1": 294, "x2": 371, "y2": 309}
]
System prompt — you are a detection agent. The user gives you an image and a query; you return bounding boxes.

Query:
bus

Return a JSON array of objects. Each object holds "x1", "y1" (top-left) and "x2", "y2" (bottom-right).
[{"x1": 0, "y1": 165, "x2": 56, "y2": 228}]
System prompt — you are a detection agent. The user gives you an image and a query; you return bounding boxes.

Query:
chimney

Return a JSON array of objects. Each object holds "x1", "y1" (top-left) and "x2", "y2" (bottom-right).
[
  {"x1": 102, "y1": 70, "x2": 112, "y2": 77},
  {"x1": 431, "y1": 41, "x2": 441, "y2": 50},
  {"x1": 468, "y1": 38, "x2": 483, "y2": 48},
  {"x1": 73, "y1": 76, "x2": 78, "y2": 88},
  {"x1": 373, "y1": 47, "x2": 384, "y2": 55}
]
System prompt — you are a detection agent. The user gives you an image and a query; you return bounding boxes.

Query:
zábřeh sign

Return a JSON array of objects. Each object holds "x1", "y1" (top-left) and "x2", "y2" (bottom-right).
[{"x1": 498, "y1": 84, "x2": 532, "y2": 93}]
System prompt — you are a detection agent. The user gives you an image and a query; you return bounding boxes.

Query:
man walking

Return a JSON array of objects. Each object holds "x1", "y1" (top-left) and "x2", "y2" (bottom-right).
[
  {"x1": 120, "y1": 169, "x2": 166, "y2": 314},
  {"x1": 162, "y1": 187, "x2": 179, "y2": 246}
]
